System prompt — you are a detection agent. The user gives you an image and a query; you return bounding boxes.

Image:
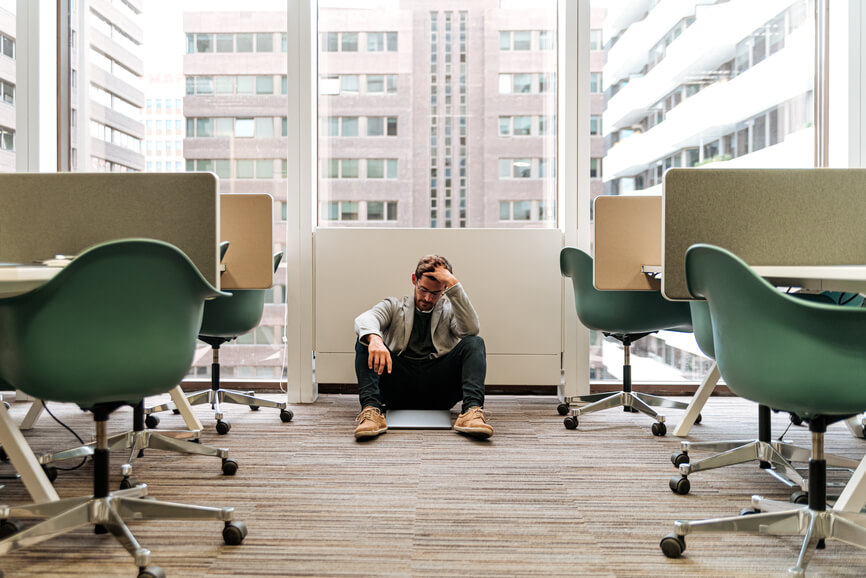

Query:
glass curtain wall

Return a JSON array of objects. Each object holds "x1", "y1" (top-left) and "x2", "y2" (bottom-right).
[
  {"x1": 317, "y1": 0, "x2": 558, "y2": 229},
  {"x1": 590, "y1": 0, "x2": 817, "y2": 383},
  {"x1": 62, "y1": 0, "x2": 288, "y2": 383},
  {"x1": 0, "y1": 1, "x2": 15, "y2": 172}
]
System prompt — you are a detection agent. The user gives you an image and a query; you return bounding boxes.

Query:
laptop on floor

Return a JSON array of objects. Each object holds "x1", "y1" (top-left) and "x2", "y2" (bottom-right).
[{"x1": 386, "y1": 409, "x2": 453, "y2": 429}]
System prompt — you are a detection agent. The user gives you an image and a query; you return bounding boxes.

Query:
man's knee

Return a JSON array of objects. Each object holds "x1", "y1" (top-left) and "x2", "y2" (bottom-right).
[{"x1": 460, "y1": 334, "x2": 485, "y2": 354}]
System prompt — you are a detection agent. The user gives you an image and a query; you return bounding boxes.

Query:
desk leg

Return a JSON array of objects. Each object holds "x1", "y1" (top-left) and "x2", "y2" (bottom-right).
[
  {"x1": 169, "y1": 385, "x2": 203, "y2": 431},
  {"x1": 672, "y1": 362, "x2": 720, "y2": 438},
  {"x1": 834, "y1": 453, "x2": 866, "y2": 513},
  {"x1": 19, "y1": 400, "x2": 45, "y2": 431},
  {"x1": 0, "y1": 402, "x2": 59, "y2": 503}
]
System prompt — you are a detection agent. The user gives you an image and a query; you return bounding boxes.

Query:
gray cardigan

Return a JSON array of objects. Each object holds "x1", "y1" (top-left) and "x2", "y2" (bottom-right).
[{"x1": 354, "y1": 283, "x2": 481, "y2": 358}]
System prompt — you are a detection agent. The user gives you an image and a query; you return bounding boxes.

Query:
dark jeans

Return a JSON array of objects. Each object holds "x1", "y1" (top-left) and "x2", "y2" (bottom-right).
[{"x1": 354, "y1": 335, "x2": 486, "y2": 414}]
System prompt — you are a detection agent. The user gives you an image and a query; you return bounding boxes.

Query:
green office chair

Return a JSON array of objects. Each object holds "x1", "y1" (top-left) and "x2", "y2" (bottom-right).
[
  {"x1": 669, "y1": 300, "x2": 859, "y2": 496},
  {"x1": 147, "y1": 251, "x2": 293, "y2": 434},
  {"x1": 660, "y1": 244, "x2": 866, "y2": 575},
  {"x1": 0, "y1": 239, "x2": 247, "y2": 577},
  {"x1": 559, "y1": 247, "x2": 694, "y2": 436}
]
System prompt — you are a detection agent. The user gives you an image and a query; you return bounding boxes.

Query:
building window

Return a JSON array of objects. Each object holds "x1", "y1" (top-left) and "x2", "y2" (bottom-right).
[
  {"x1": 1, "y1": 33, "x2": 14, "y2": 59},
  {"x1": 590, "y1": 72, "x2": 602, "y2": 93},
  {"x1": 256, "y1": 33, "x2": 273, "y2": 52},
  {"x1": 0, "y1": 126, "x2": 15, "y2": 151},
  {"x1": 589, "y1": 29, "x2": 602, "y2": 50},
  {"x1": 590, "y1": 115, "x2": 601, "y2": 135},
  {"x1": 1, "y1": 80, "x2": 16, "y2": 105},
  {"x1": 590, "y1": 157, "x2": 601, "y2": 178},
  {"x1": 367, "y1": 32, "x2": 385, "y2": 52}
]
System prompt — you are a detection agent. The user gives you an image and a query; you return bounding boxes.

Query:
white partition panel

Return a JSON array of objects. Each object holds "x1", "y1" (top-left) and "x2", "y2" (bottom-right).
[{"x1": 315, "y1": 228, "x2": 563, "y2": 385}]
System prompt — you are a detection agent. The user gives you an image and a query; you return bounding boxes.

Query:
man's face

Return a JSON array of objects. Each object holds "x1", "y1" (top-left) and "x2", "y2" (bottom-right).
[{"x1": 412, "y1": 273, "x2": 446, "y2": 311}]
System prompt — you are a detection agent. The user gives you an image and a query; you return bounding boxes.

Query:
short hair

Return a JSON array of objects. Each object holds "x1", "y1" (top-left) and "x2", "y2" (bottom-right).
[{"x1": 415, "y1": 254, "x2": 452, "y2": 281}]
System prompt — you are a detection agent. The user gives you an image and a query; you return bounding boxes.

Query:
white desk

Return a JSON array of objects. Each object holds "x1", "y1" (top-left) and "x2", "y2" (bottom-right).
[{"x1": 0, "y1": 265, "x2": 63, "y2": 297}]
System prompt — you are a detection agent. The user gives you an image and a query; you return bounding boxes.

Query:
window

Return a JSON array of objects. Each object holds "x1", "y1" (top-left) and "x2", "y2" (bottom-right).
[
  {"x1": 367, "y1": 32, "x2": 385, "y2": 52},
  {"x1": 590, "y1": 72, "x2": 602, "y2": 93},
  {"x1": 539, "y1": 30, "x2": 553, "y2": 50},
  {"x1": 341, "y1": 201, "x2": 359, "y2": 220},
  {"x1": 323, "y1": 32, "x2": 338, "y2": 52},
  {"x1": 256, "y1": 33, "x2": 273, "y2": 52},
  {"x1": 237, "y1": 33, "x2": 254, "y2": 53},
  {"x1": 590, "y1": 158, "x2": 600, "y2": 178},
  {"x1": 513, "y1": 31, "x2": 531, "y2": 50},
  {"x1": 255, "y1": 118, "x2": 273, "y2": 138},
  {"x1": 387, "y1": 32, "x2": 398, "y2": 51},
  {"x1": 513, "y1": 116, "x2": 531, "y2": 136},
  {"x1": 1, "y1": 81, "x2": 15, "y2": 105},
  {"x1": 590, "y1": 115, "x2": 601, "y2": 135},
  {"x1": 216, "y1": 34, "x2": 233, "y2": 52},
  {"x1": 513, "y1": 74, "x2": 531, "y2": 93},
  {"x1": 195, "y1": 34, "x2": 213, "y2": 53},
  {"x1": 235, "y1": 118, "x2": 254, "y2": 138},
  {"x1": 367, "y1": 75, "x2": 384, "y2": 93},
  {"x1": 589, "y1": 29, "x2": 602, "y2": 50},
  {"x1": 256, "y1": 76, "x2": 274, "y2": 94},
  {"x1": 1, "y1": 33, "x2": 14, "y2": 59},
  {"x1": 342, "y1": 117, "x2": 358, "y2": 136},
  {"x1": 367, "y1": 117, "x2": 384, "y2": 136},
  {"x1": 342, "y1": 32, "x2": 358, "y2": 52},
  {"x1": 340, "y1": 75, "x2": 358, "y2": 94}
]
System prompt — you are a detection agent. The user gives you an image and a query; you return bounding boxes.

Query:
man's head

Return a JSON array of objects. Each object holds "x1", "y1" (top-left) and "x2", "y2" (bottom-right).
[{"x1": 411, "y1": 254, "x2": 452, "y2": 311}]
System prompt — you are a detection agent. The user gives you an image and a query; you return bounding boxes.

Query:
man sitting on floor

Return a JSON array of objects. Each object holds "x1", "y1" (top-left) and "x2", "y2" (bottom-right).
[{"x1": 352, "y1": 254, "x2": 492, "y2": 440}]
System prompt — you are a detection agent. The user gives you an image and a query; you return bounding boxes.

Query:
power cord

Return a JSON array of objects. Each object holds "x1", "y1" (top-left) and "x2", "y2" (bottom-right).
[{"x1": 40, "y1": 401, "x2": 88, "y2": 471}]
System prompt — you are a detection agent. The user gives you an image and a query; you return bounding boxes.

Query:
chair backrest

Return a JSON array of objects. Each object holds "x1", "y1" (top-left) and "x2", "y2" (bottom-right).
[
  {"x1": 560, "y1": 247, "x2": 692, "y2": 334},
  {"x1": 685, "y1": 243, "x2": 866, "y2": 418},
  {"x1": 0, "y1": 239, "x2": 225, "y2": 408},
  {"x1": 199, "y1": 251, "x2": 283, "y2": 339},
  {"x1": 688, "y1": 300, "x2": 715, "y2": 360}
]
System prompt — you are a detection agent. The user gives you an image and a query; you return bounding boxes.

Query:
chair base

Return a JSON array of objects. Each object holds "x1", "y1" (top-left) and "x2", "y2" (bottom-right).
[
  {"x1": 670, "y1": 440, "x2": 859, "y2": 494},
  {"x1": 662, "y1": 495, "x2": 866, "y2": 576},
  {"x1": 0, "y1": 484, "x2": 241, "y2": 571},
  {"x1": 147, "y1": 389, "x2": 292, "y2": 434},
  {"x1": 38, "y1": 429, "x2": 233, "y2": 480},
  {"x1": 562, "y1": 390, "x2": 690, "y2": 436}
]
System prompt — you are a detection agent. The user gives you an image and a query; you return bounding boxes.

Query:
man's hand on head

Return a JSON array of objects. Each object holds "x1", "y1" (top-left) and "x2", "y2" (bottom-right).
[
  {"x1": 424, "y1": 265, "x2": 458, "y2": 289},
  {"x1": 366, "y1": 334, "x2": 392, "y2": 375}
]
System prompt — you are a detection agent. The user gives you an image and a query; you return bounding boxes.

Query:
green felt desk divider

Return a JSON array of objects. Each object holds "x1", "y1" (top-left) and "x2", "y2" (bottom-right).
[
  {"x1": 0, "y1": 172, "x2": 220, "y2": 287},
  {"x1": 662, "y1": 168, "x2": 866, "y2": 300}
]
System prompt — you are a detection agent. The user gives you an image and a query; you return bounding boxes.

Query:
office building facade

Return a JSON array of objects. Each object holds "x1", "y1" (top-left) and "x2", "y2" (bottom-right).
[{"x1": 0, "y1": 5, "x2": 15, "y2": 173}]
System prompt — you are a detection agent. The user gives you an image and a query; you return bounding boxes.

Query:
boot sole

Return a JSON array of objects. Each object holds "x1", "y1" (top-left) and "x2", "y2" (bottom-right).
[
  {"x1": 454, "y1": 426, "x2": 493, "y2": 439},
  {"x1": 354, "y1": 427, "x2": 387, "y2": 439}
]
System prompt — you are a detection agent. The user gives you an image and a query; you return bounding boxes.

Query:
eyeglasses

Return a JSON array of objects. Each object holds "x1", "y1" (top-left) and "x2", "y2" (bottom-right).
[{"x1": 415, "y1": 284, "x2": 443, "y2": 298}]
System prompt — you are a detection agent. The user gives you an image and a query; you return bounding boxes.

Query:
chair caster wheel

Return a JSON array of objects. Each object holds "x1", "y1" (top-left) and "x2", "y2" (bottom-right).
[
  {"x1": 138, "y1": 565, "x2": 166, "y2": 578},
  {"x1": 42, "y1": 464, "x2": 58, "y2": 483},
  {"x1": 280, "y1": 409, "x2": 294, "y2": 422},
  {"x1": 671, "y1": 451, "x2": 689, "y2": 467},
  {"x1": 563, "y1": 416, "x2": 578, "y2": 430},
  {"x1": 222, "y1": 458, "x2": 239, "y2": 476},
  {"x1": 0, "y1": 447, "x2": 7, "y2": 461},
  {"x1": 145, "y1": 414, "x2": 160, "y2": 429},
  {"x1": 216, "y1": 420, "x2": 231, "y2": 435},
  {"x1": 0, "y1": 518, "x2": 23, "y2": 539},
  {"x1": 249, "y1": 405, "x2": 260, "y2": 411},
  {"x1": 120, "y1": 476, "x2": 140, "y2": 490},
  {"x1": 624, "y1": 406, "x2": 638, "y2": 413},
  {"x1": 556, "y1": 403, "x2": 569, "y2": 416},
  {"x1": 660, "y1": 534, "x2": 685, "y2": 558},
  {"x1": 172, "y1": 409, "x2": 180, "y2": 415},
  {"x1": 652, "y1": 422, "x2": 667, "y2": 436},
  {"x1": 669, "y1": 476, "x2": 690, "y2": 495},
  {"x1": 790, "y1": 490, "x2": 809, "y2": 504},
  {"x1": 695, "y1": 413, "x2": 702, "y2": 424},
  {"x1": 223, "y1": 520, "x2": 248, "y2": 545},
  {"x1": 740, "y1": 507, "x2": 761, "y2": 516}
]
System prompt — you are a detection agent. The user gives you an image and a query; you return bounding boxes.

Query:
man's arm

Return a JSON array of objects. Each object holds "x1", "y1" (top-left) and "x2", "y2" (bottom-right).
[
  {"x1": 354, "y1": 299, "x2": 396, "y2": 375},
  {"x1": 424, "y1": 265, "x2": 480, "y2": 337}
]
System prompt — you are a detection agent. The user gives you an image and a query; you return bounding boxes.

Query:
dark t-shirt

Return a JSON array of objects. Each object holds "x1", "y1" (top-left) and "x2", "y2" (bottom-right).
[{"x1": 402, "y1": 308, "x2": 435, "y2": 360}]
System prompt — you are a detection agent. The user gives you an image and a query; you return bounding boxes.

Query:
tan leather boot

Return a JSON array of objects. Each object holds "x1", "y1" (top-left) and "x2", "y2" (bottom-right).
[
  {"x1": 454, "y1": 407, "x2": 493, "y2": 438},
  {"x1": 354, "y1": 406, "x2": 387, "y2": 439}
]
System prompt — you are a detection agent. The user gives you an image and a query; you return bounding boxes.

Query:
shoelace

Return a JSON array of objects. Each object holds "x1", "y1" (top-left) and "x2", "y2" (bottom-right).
[
  {"x1": 355, "y1": 408, "x2": 381, "y2": 423},
  {"x1": 467, "y1": 408, "x2": 488, "y2": 422}
]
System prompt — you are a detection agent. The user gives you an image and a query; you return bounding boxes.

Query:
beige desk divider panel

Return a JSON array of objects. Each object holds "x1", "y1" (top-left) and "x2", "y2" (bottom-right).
[
  {"x1": 662, "y1": 168, "x2": 866, "y2": 300},
  {"x1": 594, "y1": 195, "x2": 662, "y2": 291},
  {"x1": 0, "y1": 172, "x2": 220, "y2": 286},
  {"x1": 219, "y1": 194, "x2": 274, "y2": 290}
]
